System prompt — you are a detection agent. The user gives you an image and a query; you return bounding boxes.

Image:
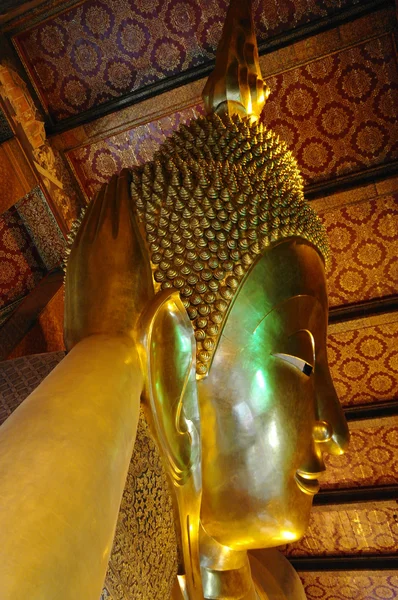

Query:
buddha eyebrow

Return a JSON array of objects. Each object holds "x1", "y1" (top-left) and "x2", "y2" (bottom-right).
[{"x1": 272, "y1": 353, "x2": 313, "y2": 376}]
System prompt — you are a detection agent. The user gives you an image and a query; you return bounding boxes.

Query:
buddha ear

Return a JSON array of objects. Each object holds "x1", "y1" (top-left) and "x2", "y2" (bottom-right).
[{"x1": 141, "y1": 290, "x2": 200, "y2": 486}]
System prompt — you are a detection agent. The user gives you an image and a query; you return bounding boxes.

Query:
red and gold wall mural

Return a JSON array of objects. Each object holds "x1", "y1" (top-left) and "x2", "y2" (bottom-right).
[
  {"x1": 0, "y1": 187, "x2": 65, "y2": 311},
  {"x1": 63, "y1": 29, "x2": 398, "y2": 203},
  {"x1": 329, "y1": 313, "x2": 398, "y2": 407},
  {"x1": 320, "y1": 192, "x2": 398, "y2": 307},
  {"x1": 323, "y1": 418, "x2": 398, "y2": 489},
  {"x1": 299, "y1": 571, "x2": 398, "y2": 600},
  {"x1": 12, "y1": 0, "x2": 363, "y2": 122},
  {"x1": 283, "y1": 500, "x2": 397, "y2": 556}
]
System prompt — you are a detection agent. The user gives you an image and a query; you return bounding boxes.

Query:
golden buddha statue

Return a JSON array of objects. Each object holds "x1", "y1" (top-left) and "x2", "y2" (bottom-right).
[{"x1": 0, "y1": 1, "x2": 349, "y2": 599}]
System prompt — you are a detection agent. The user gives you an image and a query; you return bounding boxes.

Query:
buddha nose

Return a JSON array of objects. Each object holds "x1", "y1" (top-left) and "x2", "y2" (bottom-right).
[
  {"x1": 312, "y1": 420, "x2": 332, "y2": 443},
  {"x1": 314, "y1": 363, "x2": 350, "y2": 456}
]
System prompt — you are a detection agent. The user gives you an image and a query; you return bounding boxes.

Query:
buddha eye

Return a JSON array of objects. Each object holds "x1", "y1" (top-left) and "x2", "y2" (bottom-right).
[{"x1": 273, "y1": 353, "x2": 313, "y2": 376}]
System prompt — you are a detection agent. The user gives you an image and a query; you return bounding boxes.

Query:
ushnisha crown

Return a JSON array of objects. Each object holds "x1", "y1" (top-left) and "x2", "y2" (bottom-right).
[
  {"x1": 127, "y1": 0, "x2": 328, "y2": 377},
  {"x1": 66, "y1": 0, "x2": 329, "y2": 377},
  {"x1": 130, "y1": 112, "x2": 328, "y2": 377}
]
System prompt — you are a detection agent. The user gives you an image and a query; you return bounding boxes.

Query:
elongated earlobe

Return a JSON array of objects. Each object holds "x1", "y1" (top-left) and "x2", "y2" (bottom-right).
[
  {"x1": 140, "y1": 290, "x2": 204, "y2": 599},
  {"x1": 141, "y1": 290, "x2": 199, "y2": 484}
]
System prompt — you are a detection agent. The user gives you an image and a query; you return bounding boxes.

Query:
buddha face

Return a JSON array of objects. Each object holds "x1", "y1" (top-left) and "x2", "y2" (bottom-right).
[{"x1": 196, "y1": 239, "x2": 349, "y2": 551}]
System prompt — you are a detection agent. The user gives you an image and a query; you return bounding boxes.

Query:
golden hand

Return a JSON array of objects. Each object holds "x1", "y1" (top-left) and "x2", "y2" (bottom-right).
[{"x1": 64, "y1": 169, "x2": 153, "y2": 350}]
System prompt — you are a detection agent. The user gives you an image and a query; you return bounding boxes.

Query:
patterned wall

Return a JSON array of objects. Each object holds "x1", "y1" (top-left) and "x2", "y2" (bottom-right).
[
  {"x1": 262, "y1": 34, "x2": 398, "y2": 185},
  {"x1": 0, "y1": 108, "x2": 13, "y2": 144},
  {"x1": 320, "y1": 193, "x2": 398, "y2": 307},
  {"x1": 0, "y1": 187, "x2": 65, "y2": 311},
  {"x1": 13, "y1": 0, "x2": 361, "y2": 122},
  {"x1": 299, "y1": 571, "x2": 398, "y2": 600},
  {"x1": 282, "y1": 501, "x2": 397, "y2": 557},
  {"x1": 65, "y1": 32, "x2": 398, "y2": 201},
  {"x1": 329, "y1": 313, "x2": 398, "y2": 406},
  {"x1": 0, "y1": 202, "x2": 47, "y2": 309},
  {"x1": 322, "y1": 419, "x2": 398, "y2": 489}
]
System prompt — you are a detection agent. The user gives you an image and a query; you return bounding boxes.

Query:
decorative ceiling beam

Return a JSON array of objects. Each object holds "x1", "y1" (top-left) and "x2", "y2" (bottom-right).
[
  {"x1": 314, "y1": 484, "x2": 398, "y2": 505},
  {"x1": 343, "y1": 400, "x2": 398, "y2": 422},
  {"x1": 329, "y1": 296, "x2": 398, "y2": 325},
  {"x1": 290, "y1": 555, "x2": 398, "y2": 571}
]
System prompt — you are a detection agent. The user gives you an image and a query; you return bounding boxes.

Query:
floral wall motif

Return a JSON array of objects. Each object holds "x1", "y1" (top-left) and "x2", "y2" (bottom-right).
[
  {"x1": 283, "y1": 501, "x2": 398, "y2": 556},
  {"x1": 0, "y1": 107, "x2": 13, "y2": 143},
  {"x1": 299, "y1": 571, "x2": 398, "y2": 600},
  {"x1": 328, "y1": 314, "x2": 398, "y2": 406},
  {"x1": 13, "y1": 0, "x2": 360, "y2": 121},
  {"x1": 321, "y1": 193, "x2": 398, "y2": 307},
  {"x1": 0, "y1": 202, "x2": 47, "y2": 309},
  {"x1": 262, "y1": 34, "x2": 398, "y2": 185},
  {"x1": 0, "y1": 187, "x2": 65, "y2": 310},
  {"x1": 66, "y1": 33, "x2": 398, "y2": 201},
  {"x1": 322, "y1": 419, "x2": 398, "y2": 489},
  {"x1": 68, "y1": 105, "x2": 204, "y2": 199}
]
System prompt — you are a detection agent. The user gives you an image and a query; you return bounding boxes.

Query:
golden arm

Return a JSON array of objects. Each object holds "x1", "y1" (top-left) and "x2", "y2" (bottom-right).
[
  {"x1": 0, "y1": 334, "x2": 141, "y2": 600},
  {"x1": 0, "y1": 171, "x2": 154, "y2": 599}
]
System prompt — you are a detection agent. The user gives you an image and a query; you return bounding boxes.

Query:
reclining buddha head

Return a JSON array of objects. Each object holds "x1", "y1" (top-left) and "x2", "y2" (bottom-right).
[
  {"x1": 67, "y1": 1, "x2": 349, "y2": 597},
  {"x1": 129, "y1": 0, "x2": 349, "y2": 589}
]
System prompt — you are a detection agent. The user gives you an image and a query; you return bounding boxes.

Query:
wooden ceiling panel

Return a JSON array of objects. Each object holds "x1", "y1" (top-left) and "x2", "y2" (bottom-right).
[{"x1": 64, "y1": 31, "x2": 398, "y2": 205}]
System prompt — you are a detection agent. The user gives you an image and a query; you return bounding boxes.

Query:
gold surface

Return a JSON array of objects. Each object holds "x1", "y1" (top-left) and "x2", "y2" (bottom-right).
[
  {"x1": 0, "y1": 1, "x2": 351, "y2": 598},
  {"x1": 0, "y1": 334, "x2": 143, "y2": 600},
  {"x1": 132, "y1": 112, "x2": 328, "y2": 377},
  {"x1": 202, "y1": 0, "x2": 269, "y2": 122}
]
